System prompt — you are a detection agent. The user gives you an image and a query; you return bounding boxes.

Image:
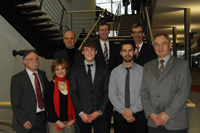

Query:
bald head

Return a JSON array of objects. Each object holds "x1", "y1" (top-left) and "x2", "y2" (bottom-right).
[{"x1": 63, "y1": 31, "x2": 77, "y2": 49}]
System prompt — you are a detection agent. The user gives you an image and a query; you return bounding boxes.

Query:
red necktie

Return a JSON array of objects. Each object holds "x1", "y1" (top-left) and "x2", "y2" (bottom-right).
[
  {"x1": 135, "y1": 46, "x2": 140, "y2": 56},
  {"x1": 33, "y1": 73, "x2": 44, "y2": 109}
]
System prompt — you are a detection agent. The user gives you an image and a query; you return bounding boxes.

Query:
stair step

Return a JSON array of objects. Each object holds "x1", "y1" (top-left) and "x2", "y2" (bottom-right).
[
  {"x1": 34, "y1": 24, "x2": 56, "y2": 30},
  {"x1": 16, "y1": 5, "x2": 39, "y2": 12},
  {"x1": 29, "y1": 18, "x2": 51, "y2": 24},
  {"x1": 23, "y1": 11, "x2": 47, "y2": 18},
  {"x1": 11, "y1": 0, "x2": 36, "y2": 5},
  {"x1": 40, "y1": 29, "x2": 60, "y2": 35},
  {"x1": 44, "y1": 33, "x2": 62, "y2": 39}
]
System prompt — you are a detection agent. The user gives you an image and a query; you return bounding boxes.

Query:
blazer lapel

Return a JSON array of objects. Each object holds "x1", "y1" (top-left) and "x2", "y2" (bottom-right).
[
  {"x1": 38, "y1": 71, "x2": 45, "y2": 95},
  {"x1": 151, "y1": 59, "x2": 159, "y2": 81},
  {"x1": 92, "y1": 65, "x2": 100, "y2": 89},
  {"x1": 23, "y1": 70, "x2": 36, "y2": 98},
  {"x1": 159, "y1": 56, "x2": 173, "y2": 81},
  {"x1": 79, "y1": 62, "x2": 92, "y2": 88}
]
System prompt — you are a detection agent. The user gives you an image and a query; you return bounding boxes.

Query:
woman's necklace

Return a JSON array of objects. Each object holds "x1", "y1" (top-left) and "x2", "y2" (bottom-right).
[{"x1": 59, "y1": 81, "x2": 65, "y2": 89}]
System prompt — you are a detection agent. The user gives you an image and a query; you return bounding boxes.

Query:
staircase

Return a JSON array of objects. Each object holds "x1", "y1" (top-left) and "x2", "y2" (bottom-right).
[
  {"x1": 118, "y1": 14, "x2": 143, "y2": 36},
  {"x1": 0, "y1": 0, "x2": 66, "y2": 59}
]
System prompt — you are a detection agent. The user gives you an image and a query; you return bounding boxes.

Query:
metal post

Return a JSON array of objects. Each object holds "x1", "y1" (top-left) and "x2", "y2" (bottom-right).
[
  {"x1": 60, "y1": 8, "x2": 65, "y2": 39},
  {"x1": 39, "y1": 0, "x2": 44, "y2": 10},
  {"x1": 172, "y1": 27, "x2": 177, "y2": 57},
  {"x1": 111, "y1": 0, "x2": 113, "y2": 14},
  {"x1": 71, "y1": 13, "x2": 73, "y2": 30},
  {"x1": 184, "y1": 8, "x2": 191, "y2": 67}
]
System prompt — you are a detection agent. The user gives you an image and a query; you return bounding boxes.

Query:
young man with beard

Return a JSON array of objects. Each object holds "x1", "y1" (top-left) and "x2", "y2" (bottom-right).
[{"x1": 108, "y1": 40, "x2": 148, "y2": 133}]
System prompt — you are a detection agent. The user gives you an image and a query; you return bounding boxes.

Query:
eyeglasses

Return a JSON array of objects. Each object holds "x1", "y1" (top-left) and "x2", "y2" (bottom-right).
[
  {"x1": 99, "y1": 29, "x2": 109, "y2": 32},
  {"x1": 131, "y1": 31, "x2": 143, "y2": 34},
  {"x1": 153, "y1": 41, "x2": 169, "y2": 47},
  {"x1": 25, "y1": 58, "x2": 39, "y2": 61}
]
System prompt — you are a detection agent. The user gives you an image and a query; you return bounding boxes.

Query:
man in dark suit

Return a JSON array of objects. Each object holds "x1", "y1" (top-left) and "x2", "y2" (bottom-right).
[
  {"x1": 11, "y1": 51, "x2": 48, "y2": 133},
  {"x1": 131, "y1": 23, "x2": 157, "y2": 66},
  {"x1": 54, "y1": 30, "x2": 80, "y2": 69},
  {"x1": 141, "y1": 33, "x2": 191, "y2": 133},
  {"x1": 70, "y1": 41, "x2": 109, "y2": 133},
  {"x1": 96, "y1": 22, "x2": 121, "y2": 129}
]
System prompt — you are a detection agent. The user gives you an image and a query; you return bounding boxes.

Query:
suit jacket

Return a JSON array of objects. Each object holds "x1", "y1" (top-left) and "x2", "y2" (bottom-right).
[
  {"x1": 53, "y1": 48, "x2": 83, "y2": 69},
  {"x1": 10, "y1": 69, "x2": 48, "y2": 132},
  {"x1": 141, "y1": 56, "x2": 191, "y2": 130},
  {"x1": 69, "y1": 61, "x2": 109, "y2": 116},
  {"x1": 134, "y1": 43, "x2": 157, "y2": 66},
  {"x1": 95, "y1": 40, "x2": 121, "y2": 74}
]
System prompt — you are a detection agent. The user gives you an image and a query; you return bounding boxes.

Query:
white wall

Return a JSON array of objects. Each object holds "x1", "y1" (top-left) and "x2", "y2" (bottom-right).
[{"x1": 0, "y1": 15, "x2": 53, "y2": 130}]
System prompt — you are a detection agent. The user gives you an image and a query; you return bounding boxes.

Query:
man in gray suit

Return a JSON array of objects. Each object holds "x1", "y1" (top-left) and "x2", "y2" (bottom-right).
[
  {"x1": 141, "y1": 33, "x2": 191, "y2": 133},
  {"x1": 11, "y1": 51, "x2": 48, "y2": 133}
]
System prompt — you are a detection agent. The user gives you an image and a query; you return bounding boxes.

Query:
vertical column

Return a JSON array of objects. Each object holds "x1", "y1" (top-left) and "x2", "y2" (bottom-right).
[
  {"x1": 172, "y1": 27, "x2": 177, "y2": 57},
  {"x1": 184, "y1": 8, "x2": 191, "y2": 67}
]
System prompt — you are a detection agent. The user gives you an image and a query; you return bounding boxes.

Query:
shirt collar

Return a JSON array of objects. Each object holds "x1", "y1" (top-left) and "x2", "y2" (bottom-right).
[
  {"x1": 26, "y1": 68, "x2": 38, "y2": 76},
  {"x1": 100, "y1": 39, "x2": 109, "y2": 45},
  {"x1": 84, "y1": 60, "x2": 96, "y2": 68},
  {"x1": 135, "y1": 41, "x2": 143, "y2": 49},
  {"x1": 122, "y1": 62, "x2": 135, "y2": 70},
  {"x1": 158, "y1": 54, "x2": 171, "y2": 64}
]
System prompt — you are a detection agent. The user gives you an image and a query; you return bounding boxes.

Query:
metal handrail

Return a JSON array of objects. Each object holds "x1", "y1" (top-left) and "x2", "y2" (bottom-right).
[
  {"x1": 144, "y1": 6, "x2": 153, "y2": 44},
  {"x1": 66, "y1": 10, "x2": 104, "y2": 14},
  {"x1": 78, "y1": 9, "x2": 107, "y2": 50}
]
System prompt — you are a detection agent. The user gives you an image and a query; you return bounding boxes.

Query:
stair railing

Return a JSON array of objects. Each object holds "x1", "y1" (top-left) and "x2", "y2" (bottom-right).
[
  {"x1": 77, "y1": 9, "x2": 107, "y2": 50},
  {"x1": 113, "y1": 2, "x2": 121, "y2": 36},
  {"x1": 38, "y1": 0, "x2": 70, "y2": 37}
]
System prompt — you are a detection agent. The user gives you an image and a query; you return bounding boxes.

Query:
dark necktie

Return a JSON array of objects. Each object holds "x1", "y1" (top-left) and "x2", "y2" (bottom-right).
[
  {"x1": 104, "y1": 43, "x2": 109, "y2": 64},
  {"x1": 33, "y1": 73, "x2": 44, "y2": 109},
  {"x1": 87, "y1": 64, "x2": 93, "y2": 86},
  {"x1": 125, "y1": 67, "x2": 131, "y2": 108},
  {"x1": 159, "y1": 60, "x2": 165, "y2": 76}
]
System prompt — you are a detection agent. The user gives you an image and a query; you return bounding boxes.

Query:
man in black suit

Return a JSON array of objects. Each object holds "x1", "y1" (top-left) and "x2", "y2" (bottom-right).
[
  {"x1": 96, "y1": 22, "x2": 121, "y2": 129},
  {"x1": 11, "y1": 51, "x2": 48, "y2": 133},
  {"x1": 54, "y1": 30, "x2": 80, "y2": 69},
  {"x1": 131, "y1": 23, "x2": 157, "y2": 66},
  {"x1": 70, "y1": 41, "x2": 109, "y2": 133}
]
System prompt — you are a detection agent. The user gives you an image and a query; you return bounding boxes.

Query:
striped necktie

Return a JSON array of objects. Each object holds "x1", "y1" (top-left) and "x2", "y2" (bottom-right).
[
  {"x1": 159, "y1": 60, "x2": 164, "y2": 76},
  {"x1": 104, "y1": 43, "x2": 109, "y2": 64}
]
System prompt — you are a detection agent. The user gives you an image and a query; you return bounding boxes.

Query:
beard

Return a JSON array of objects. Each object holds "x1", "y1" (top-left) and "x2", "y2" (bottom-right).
[{"x1": 123, "y1": 55, "x2": 133, "y2": 62}]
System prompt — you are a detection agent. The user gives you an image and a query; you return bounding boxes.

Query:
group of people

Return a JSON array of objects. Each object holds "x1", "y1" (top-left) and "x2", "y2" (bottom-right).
[{"x1": 10, "y1": 22, "x2": 191, "y2": 133}]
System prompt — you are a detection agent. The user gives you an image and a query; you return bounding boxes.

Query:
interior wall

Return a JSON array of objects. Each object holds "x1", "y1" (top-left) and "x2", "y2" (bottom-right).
[{"x1": 0, "y1": 15, "x2": 53, "y2": 129}]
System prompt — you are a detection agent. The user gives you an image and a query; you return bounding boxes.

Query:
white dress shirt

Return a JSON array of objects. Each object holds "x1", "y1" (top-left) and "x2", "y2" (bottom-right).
[{"x1": 26, "y1": 68, "x2": 45, "y2": 112}]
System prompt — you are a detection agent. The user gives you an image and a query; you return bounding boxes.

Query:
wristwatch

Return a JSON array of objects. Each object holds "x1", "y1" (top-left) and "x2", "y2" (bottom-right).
[{"x1": 98, "y1": 110, "x2": 102, "y2": 116}]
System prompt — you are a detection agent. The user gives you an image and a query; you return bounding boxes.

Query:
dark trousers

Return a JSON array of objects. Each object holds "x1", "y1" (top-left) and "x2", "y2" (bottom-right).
[
  {"x1": 76, "y1": 115, "x2": 109, "y2": 133},
  {"x1": 113, "y1": 111, "x2": 148, "y2": 133},
  {"x1": 105, "y1": 101, "x2": 113, "y2": 130},
  {"x1": 16, "y1": 111, "x2": 46, "y2": 133},
  {"x1": 148, "y1": 126, "x2": 188, "y2": 133}
]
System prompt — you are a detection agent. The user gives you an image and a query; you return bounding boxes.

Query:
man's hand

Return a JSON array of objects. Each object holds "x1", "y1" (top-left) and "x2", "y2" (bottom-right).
[
  {"x1": 88, "y1": 111, "x2": 100, "y2": 121},
  {"x1": 126, "y1": 115, "x2": 136, "y2": 123},
  {"x1": 56, "y1": 120, "x2": 66, "y2": 128},
  {"x1": 66, "y1": 120, "x2": 75, "y2": 128},
  {"x1": 149, "y1": 113, "x2": 162, "y2": 126},
  {"x1": 80, "y1": 112, "x2": 92, "y2": 123},
  {"x1": 158, "y1": 112, "x2": 170, "y2": 126},
  {"x1": 23, "y1": 121, "x2": 32, "y2": 129},
  {"x1": 121, "y1": 108, "x2": 133, "y2": 120}
]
